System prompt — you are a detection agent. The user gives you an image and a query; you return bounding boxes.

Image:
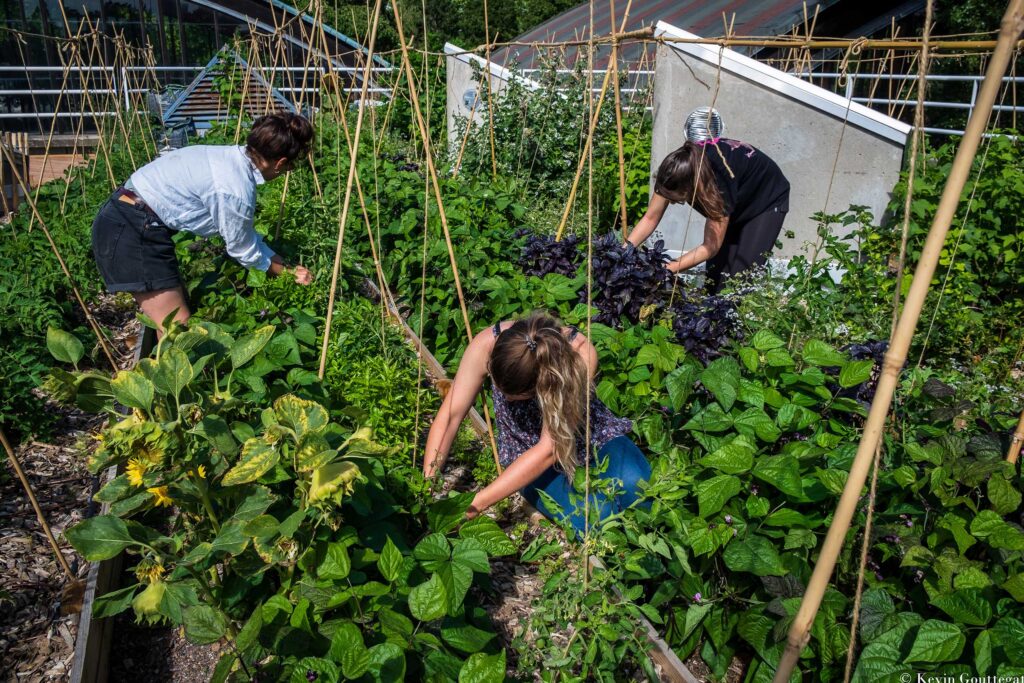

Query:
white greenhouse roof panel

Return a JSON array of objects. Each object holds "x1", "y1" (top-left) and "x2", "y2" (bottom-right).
[{"x1": 654, "y1": 22, "x2": 911, "y2": 145}]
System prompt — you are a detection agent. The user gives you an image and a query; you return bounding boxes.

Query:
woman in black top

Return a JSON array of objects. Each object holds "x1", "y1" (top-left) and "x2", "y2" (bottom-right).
[{"x1": 626, "y1": 139, "x2": 790, "y2": 292}]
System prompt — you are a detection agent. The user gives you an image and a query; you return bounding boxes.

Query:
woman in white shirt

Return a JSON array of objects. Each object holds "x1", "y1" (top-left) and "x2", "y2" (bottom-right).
[{"x1": 91, "y1": 113, "x2": 315, "y2": 329}]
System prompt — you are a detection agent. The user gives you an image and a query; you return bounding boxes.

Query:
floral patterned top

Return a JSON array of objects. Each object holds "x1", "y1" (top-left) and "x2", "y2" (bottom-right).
[{"x1": 490, "y1": 323, "x2": 633, "y2": 468}]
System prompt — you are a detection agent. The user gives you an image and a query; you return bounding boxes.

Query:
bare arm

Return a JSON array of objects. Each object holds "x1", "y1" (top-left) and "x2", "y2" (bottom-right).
[
  {"x1": 625, "y1": 193, "x2": 670, "y2": 247},
  {"x1": 423, "y1": 329, "x2": 492, "y2": 479},
  {"x1": 667, "y1": 216, "x2": 729, "y2": 273}
]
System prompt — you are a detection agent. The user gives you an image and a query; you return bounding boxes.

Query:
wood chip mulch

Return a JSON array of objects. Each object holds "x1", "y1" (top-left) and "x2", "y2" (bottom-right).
[{"x1": 0, "y1": 291, "x2": 139, "y2": 682}]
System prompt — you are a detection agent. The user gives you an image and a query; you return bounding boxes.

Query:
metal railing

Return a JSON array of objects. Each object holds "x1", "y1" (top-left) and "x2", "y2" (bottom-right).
[
  {"x1": 776, "y1": 71, "x2": 1022, "y2": 135},
  {"x1": 0, "y1": 64, "x2": 396, "y2": 124}
]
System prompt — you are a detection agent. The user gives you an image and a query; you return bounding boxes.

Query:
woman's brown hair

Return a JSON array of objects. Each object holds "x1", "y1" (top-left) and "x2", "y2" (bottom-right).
[
  {"x1": 490, "y1": 313, "x2": 589, "y2": 476},
  {"x1": 654, "y1": 141, "x2": 728, "y2": 219},
  {"x1": 246, "y1": 113, "x2": 314, "y2": 162}
]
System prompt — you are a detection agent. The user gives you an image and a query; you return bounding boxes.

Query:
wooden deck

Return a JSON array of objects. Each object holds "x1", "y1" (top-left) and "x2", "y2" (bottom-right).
[{"x1": 30, "y1": 152, "x2": 88, "y2": 186}]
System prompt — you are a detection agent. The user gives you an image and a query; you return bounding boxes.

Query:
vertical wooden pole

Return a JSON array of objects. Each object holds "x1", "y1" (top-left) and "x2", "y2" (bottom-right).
[
  {"x1": 1, "y1": 428, "x2": 76, "y2": 582},
  {"x1": 317, "y1": 0, "x2": 383, "y2": 379},
  {"x1": 773, "y1": 3, "x2": 1024, "y2": 680},
  {"x1": 610, "y1": 0, "x2": 634, "y2": 238},
  {"x1": 1007, "y1": 408, "x2": 1024, "y2": 464}
]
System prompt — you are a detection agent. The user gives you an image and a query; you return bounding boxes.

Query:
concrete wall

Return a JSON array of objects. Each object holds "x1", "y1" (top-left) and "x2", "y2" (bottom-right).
[
  {"x1": 651, "y1": 23, "x2": 910, "y2": 259},
  {"x1": 444, "y1": 43, "x2": 540, "y2": 153}
]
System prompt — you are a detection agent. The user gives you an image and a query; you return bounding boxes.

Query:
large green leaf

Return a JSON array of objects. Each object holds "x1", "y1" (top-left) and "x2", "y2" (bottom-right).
[
  {"x1": 665, "y1": 363, "x2": 699, "y2": 411},
  {"x1": 752, "y1": 456, "x2": 803, "y2": 497},
  {"x1": 320, "y1": 542, "x2": 351, "y2": 580},
  {"x1": 46, "y1": 326, "x2": 84, "y2": 365},
  {"x1": 328, "y1": 622, "x2": 370, "y2": 679},
  {"x1": 975, "y1": 629, "x2": 993, "y2": 675},
  {"x1": 65, "y1": 514, "x2": 134, "y2": 561},
  {"x1": 722, "y1": 534, "x2": 786, "y2": 576},
  {"x1": 700, "y1": 435, "x2": 756, "y2": 474},
  {"x1": 458, "y1": 651, "x2": 506, "y2": 683},
  {"x1": 988, "y1": 473, "x2": 1022, "y2": 516},
  {"x1": 428, "y1": 492, "x2": 474, "y2": 534},
  {"x1": 191, "y1": 415, "x2": 239, "y2": 456},
  {"x1": 802, "y1": 339, "x2": 846, "y2": 367},
  {"x1": 733, "y1": 407, "x2": 780, "y2": 443},
  {"x1": 155, "y1": 348, "x2": 194, "y2": 400},
  {"x1": 838, "y1": 360, "x2": 874, "y2": 388},
  {"x1": 459, "y1": 516, "x2": 516, "y2": 556},
  {"x1": 230, "y1": 486, "x2": 276, "y2": 524},
  {"x1": 441, "y1": 619, "x2": 496, "y2": 654},
  {"x1": 438, "y1": 561, "x2": 474, "y2": 613},
  {"x1": 367, "y1": 642, "x2": 405, "y2": 681},
  {"x1": 408, "y1": 573, "x2": 448, "y2": 621},
  {"x1": 209, "y1": 523, "x2": 249, "y2": 557},
  {"x1": 230, "y1": 325, "x2": 276, "y2": 369},
  {"x1": 859, "y1": 589, "x2": 896, "y2": 643},
  {"x1": 91, "y1": 584, "x2": 139, "y2": 619},
  {"x1": 452, "y1": 538, "x2": 490, "y2": 573},
  {"x1": 971, "y1": 510, "x2": 1024, "y2": 551},
  {"x1": 183, "y1": 605, "x2": 229, "y2": 645},
  {"x1": 751, "y1": 330, "x2": 785, "y2": 351},
  {"x1": 931, "y1": 589, "x2": 992, "y2": 626},
  {"x1": 221, "y1": 438, "x2": 281, "y2": 486},
  {"x1": 414, "y1": 533, "x2": 451, "y2": 570},
  {"x1": 696, "y1": 475, "x2": 742, "y2": 518},
  {"x1": 110, "y1": 371, "x2": 154, "y2": 413},
  {"x1": 274, "y1": 394, "x2": 329, "y2": 441},
  {"x1": 904, "y1": 620, "x2": 965, "y2": 663},
  {"x1": 683, "y1": 403, "x2": 734, "y2": 432},
  {"x1": 378, "y1": 536, "x2": 404, "y2": 583},
  {"x1": 700, "y1": 357, "x2": 740, "y2": 411},
  {"x1": 295, "y1": 434, "x2": 336, "y2": 472}
]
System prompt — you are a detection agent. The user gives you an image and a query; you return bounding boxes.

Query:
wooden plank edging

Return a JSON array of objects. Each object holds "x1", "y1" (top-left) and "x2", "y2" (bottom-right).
[
  {"x1": 361, "y1": 279, "x2": 700, "y2": 683},
  {"x1": 70, "y1": 326, "x2": 156, "y2": 683}
]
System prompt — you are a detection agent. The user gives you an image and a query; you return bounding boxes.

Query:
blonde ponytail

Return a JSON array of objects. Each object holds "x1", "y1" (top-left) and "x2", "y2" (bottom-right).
[{"x1": 491, "y1": 313, "x2": 589, "y2": 476}]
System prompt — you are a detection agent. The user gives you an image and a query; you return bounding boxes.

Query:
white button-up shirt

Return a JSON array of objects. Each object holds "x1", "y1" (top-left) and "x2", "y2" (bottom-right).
[{"x1": 127, "y1": 145, "x2": 276, "y2": 271}]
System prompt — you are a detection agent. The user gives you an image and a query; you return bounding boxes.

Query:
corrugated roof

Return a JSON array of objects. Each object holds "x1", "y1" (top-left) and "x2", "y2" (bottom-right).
[{"x1": 493, "y1": 0, "x2": 842, "y2": 69}]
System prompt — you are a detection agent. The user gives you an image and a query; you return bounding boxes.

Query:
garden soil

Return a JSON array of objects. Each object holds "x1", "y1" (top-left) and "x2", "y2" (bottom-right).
[{"x1": 0, "y1": 294, "x2": 137, "y2": 682}]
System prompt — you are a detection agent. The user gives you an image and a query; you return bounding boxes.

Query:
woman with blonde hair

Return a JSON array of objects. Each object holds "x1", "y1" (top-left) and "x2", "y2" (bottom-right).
[{"x1": 423, "y1": 312, "x2": 650, "y2": 533}]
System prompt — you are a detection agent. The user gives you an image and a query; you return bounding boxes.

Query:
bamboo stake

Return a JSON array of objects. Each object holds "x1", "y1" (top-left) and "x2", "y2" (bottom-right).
[
  {"x1": 389, "y1": 0, "x2": 503, "y2": 474},
  {"x1": 609, "y1": 0, "x2": 634, "y2": 237},
  {"x1": 27, "y1": 22, "x2": 82, "y2": 231},
  {"x1": 482, "y1": 0, "x2": 498, "y2": 179},
  {"x1": 891, "y1": 4, "x2": 933, "y2": 337},
  {"x1": 553, "y1": 58, "x2": 617, "y2": 241},
  {"x1": 1, "y1": 428, "x2": 77, "y2": 582},
  {"x1": 0, "y1": 142, "x2": 118, "y2": 370},
  {"x1": 452, "y1": 96, "x2": 480, "y2": 176},
  {"x1": 1007, "y1": 408, "x2": 1024, "y2": 464},
  {"x1": 773, "y1": 3, "x2": 1024, "y2": 680},
  {"x1": 317, "y1": 0, "x2": 384, "y2": 380}
]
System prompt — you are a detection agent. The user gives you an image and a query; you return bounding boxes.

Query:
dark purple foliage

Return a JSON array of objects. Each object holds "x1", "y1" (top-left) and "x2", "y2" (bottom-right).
[
  {"x1": 586, "y1": 233, "x2": 673, "y2": 326},
  {"x1": 841, "y1": 339, "x2": 888, "y2": 404},
  {"x1": 669, "y1": 293, "x2": 742, "y2": 364},
  {"x1": 517, "y1": 232, "x2": 583, "y2": 278}
]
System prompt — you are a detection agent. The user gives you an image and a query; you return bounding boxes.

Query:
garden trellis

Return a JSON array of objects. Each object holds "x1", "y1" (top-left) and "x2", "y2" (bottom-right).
[{"x1": 3, "y1": 1, "x2": 1024, "y2": 681}]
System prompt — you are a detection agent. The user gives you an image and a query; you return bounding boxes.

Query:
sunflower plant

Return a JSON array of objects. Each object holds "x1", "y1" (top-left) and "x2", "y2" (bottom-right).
[{"x1": 49, "y1": 316, "x2": 513, "y2": 681}]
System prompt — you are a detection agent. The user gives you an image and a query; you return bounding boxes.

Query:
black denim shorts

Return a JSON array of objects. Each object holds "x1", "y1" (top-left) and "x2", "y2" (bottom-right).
[{"x1": 91, "y1": 189, "x2": 181, "y2": 293}]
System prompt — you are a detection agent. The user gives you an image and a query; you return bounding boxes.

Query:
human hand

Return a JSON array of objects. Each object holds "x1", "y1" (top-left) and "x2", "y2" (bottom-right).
[
  {"x1": 293, "y1": 265, "x2": 313, "y2": 285},
  {"x1": 465, "y1": 503, "x2": 480, "y2": 520}
]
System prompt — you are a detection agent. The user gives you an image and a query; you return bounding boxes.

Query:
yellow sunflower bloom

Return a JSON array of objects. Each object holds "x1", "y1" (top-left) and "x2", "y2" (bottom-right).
[
  {"x1": 126, "y1": 458, "x2": 148, "y2": 487},
  {"x1": 147, "y1": 486, "x2": 173, "y2": 508},
  {"x1": 134, "y1": 560, "x2": 166, "y2": 585}
]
